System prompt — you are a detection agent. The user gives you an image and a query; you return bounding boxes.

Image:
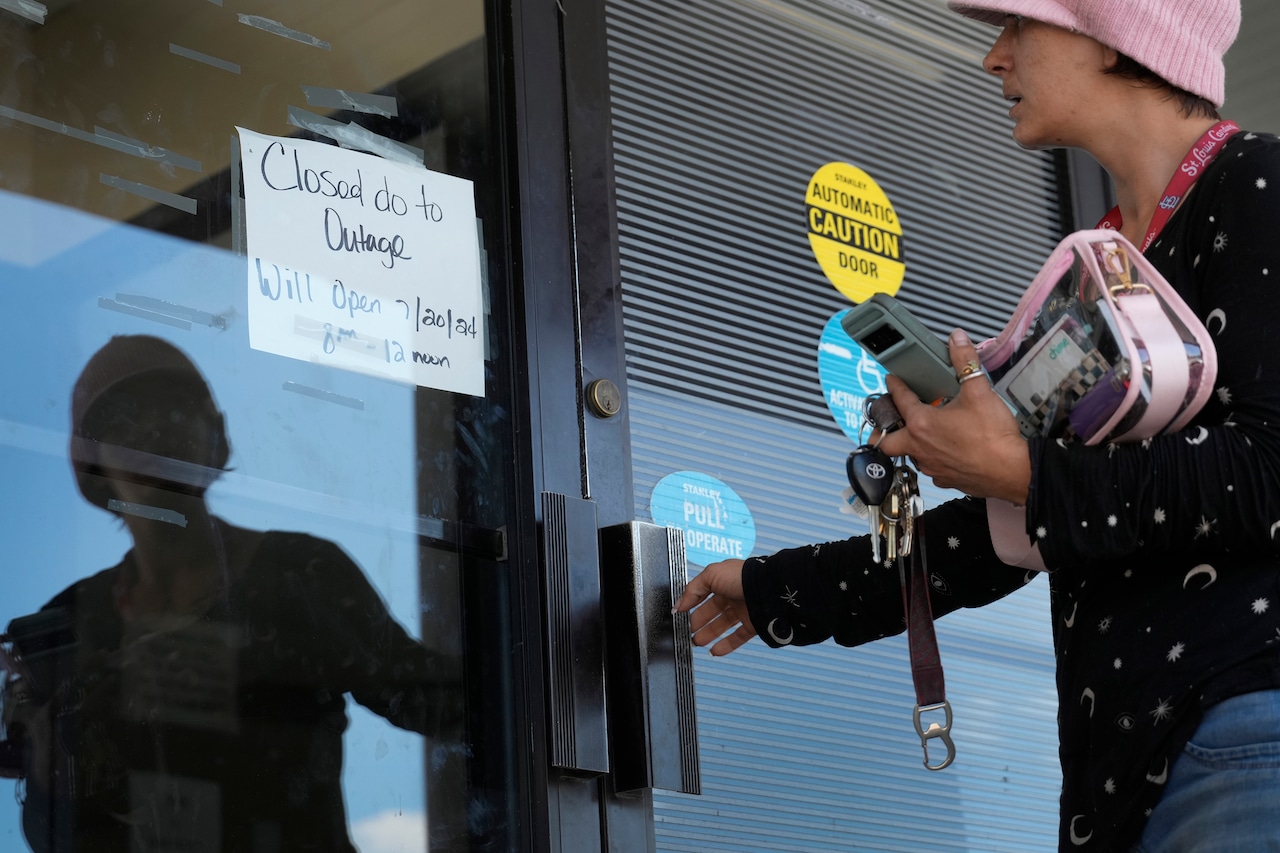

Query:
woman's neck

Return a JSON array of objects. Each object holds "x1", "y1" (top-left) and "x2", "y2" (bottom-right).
[
  {"x1": 1088, "y1": 108, "x2": 1220, "y2": 244},
  {"x1": 122, "y1": 502, "x2": 226, "y2": 616}
]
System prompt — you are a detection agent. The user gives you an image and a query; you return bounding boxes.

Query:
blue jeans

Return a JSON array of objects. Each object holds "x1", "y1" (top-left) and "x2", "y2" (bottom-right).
[{"x1": 1135, "y1": 689, "x2": 1280, "y2": 852}]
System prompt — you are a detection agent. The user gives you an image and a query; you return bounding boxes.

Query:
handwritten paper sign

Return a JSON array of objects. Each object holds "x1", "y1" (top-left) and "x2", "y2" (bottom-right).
[{"x1": 237, "y1": 127, "x2": 485, "y2": 396}]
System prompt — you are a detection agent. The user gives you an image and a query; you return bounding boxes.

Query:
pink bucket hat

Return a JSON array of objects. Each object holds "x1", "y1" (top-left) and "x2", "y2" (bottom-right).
[{"x1": 947, "y1": 0, "x2": 1241, "y2": 107}]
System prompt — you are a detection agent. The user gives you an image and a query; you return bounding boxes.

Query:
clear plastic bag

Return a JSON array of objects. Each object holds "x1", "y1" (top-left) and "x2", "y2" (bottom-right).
[
  {"x1": 979, "y1": 230, "x2": 1218, "y2": 570},
  {"x1": 978, "y1": 230, "x2": 1216, "y2": 446}
]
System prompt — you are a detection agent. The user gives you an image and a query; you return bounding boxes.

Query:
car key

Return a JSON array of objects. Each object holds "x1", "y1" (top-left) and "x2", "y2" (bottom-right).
[
  {"x1": 846, "y1": 445, "x2": 895, "y2": 562},
  {"x1": 882, "y1": 484, "x2": 901, "y2": 564},
  {"x1": 897, "y1": 465, "x2": 920, "y2": 558}
]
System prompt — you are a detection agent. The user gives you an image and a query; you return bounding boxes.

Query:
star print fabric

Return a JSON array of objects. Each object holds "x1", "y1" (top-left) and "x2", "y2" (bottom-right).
[
  {"x1": 1030, "y1": 133, "x2": 1280, "y2": 570},
  {"x1": 743, "y1": 496, "x2": 1031, "y2": 651},
  {"x1": 1028, "y1": 131, "x2": 1280, "y2": 850},
  {"x1": 741, "y1": 132, "x2": 1280, "y2": 853}
]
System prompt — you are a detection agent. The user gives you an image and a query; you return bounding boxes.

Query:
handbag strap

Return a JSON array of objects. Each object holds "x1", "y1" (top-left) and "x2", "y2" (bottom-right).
[{"x1": 1114, "y1": 288, "x2": 1193, "y2": 439}]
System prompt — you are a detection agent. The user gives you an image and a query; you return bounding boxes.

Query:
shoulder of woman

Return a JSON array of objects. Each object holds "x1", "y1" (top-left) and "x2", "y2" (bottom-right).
[
  {"x1": 1189, "y1": 131, "x2": 1280, "y2": 217},
  {"x1": 1232, "y1": 130, "x2": 1280, "y2": 149},
  {"x1": 1216, "y1": 131, "x2": 1280, "y2": 179},
  {"x1": 40, "y1": 562, "x2": 122, "y2": 611},
  {"x1": 256, "y1": 529, "x2": 357, "y2": 570}
]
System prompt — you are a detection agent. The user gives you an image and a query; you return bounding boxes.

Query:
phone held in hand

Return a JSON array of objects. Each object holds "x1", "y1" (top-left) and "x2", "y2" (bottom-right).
[{"x1": 841, "y1": 293, "x2": 960, "y2": 406}]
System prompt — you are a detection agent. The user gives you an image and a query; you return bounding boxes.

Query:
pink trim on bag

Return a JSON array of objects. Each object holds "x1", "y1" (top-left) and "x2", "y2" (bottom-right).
[
  {"x1": 987, "y1": 497, "x2": 1047, "y2": 571},
  {"x1": 974, "y1": 247, "x2": 1076, "y2": 368},
  {"x1": 978, "y1": 230, "x2": 1217, "y2": 570}
]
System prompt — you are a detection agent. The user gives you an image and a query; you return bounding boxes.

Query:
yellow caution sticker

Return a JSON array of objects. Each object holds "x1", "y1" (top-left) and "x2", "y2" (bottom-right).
[{"x1": 806, "y1": 162, "x2": 906, "y2": 302}]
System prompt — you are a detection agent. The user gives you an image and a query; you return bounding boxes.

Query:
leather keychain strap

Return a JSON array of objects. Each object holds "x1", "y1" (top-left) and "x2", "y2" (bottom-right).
[{"x1": 896, "y1": 472, "x2": 956, "y2": 770}]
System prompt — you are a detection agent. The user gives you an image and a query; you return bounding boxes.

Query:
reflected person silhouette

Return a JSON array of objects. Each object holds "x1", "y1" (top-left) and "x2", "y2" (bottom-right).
[{"x1": 0, "y1": 335, "x2": 456, "y2": 853}]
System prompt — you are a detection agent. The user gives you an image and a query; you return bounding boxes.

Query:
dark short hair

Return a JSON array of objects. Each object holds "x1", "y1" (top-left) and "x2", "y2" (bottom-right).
[
  {"x1": 71, "y1": 337, "x2": 231, "y2": 510},
  {"x1": 1107, "y1": 53, "x2": 1221, "y2": 120}
]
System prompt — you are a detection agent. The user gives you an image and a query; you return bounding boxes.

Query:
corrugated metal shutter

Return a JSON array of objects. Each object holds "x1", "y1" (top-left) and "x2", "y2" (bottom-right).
[{"x1": 605, "y1": 0, "x2": 1066, "y2": 850}]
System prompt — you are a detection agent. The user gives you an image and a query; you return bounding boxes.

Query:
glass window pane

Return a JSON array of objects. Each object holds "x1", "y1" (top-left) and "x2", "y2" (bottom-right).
[{"x1": 0, "y1": 2, "x2": 518, "y2": 850}]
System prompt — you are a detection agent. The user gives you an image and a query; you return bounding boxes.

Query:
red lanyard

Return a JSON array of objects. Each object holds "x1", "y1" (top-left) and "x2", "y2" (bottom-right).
[{"x1": 1096, "y1": 120, "x2": 1241, "y2": 251}]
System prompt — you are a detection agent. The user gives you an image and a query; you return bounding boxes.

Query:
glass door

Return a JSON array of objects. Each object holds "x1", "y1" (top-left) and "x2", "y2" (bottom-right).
[{"x1": 0, "y1": 1, "x2": 525, "y2": 850}]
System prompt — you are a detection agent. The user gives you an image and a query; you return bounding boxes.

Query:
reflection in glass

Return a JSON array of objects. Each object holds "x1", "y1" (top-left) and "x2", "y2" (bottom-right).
[
  {"x1": 2, "y1": 337, "x2": 460, "y2": 852},
  {"x1": 0, "y1": 0, "x2": 518, "y2": 848}
]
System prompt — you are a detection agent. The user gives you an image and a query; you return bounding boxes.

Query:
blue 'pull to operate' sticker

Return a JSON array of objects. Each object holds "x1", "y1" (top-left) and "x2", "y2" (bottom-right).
[{"x1": 649, "y1": 471, "x2": 756, "y2": 568}]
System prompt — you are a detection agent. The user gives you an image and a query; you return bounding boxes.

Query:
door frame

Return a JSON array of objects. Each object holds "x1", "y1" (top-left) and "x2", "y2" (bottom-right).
[
  {"x1": 503, "y1": 0, "x2": 651, "y2": 849},
  {"x1": 497, "y1": 1, "x2": 1118, "y2": 850}
]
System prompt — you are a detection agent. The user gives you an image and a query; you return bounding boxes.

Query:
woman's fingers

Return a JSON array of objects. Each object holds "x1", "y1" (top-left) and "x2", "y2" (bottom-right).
[
  {"x1": 674, "y1": 559, "x2": 744, "y2": 613},
  {"x1": 674, "y1": 571, "x2": 712, "y2": 614},
  {"x1": 878, "y1": 375, "x2": 923, "y2": 458},
  {"x1": 875, "y1": 327, "x2": 1031, "y2": 501},
  {"x1": 949, "y1": 328, "x2": 993, "y2": 398},
  {"x1": 675, "y1": 559, "x2": 755, "y2": 655},
  {"x1": 710, "y1": 621, "x2": 758, "y2": 657},
  {"x1": 688, "y1": 600, "x2": 756, "y2": 655},
  {"x1": 687, "y1": 595, "x2": 731, "y2": 636}
]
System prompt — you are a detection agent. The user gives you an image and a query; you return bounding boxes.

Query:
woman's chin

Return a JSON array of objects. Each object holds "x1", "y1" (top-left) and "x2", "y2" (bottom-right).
[{"x1": 1010, "y1": 126, "x2": 1057, "y2": 151}]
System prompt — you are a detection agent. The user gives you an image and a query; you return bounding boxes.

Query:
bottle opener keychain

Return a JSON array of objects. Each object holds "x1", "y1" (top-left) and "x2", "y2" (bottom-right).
[{"x1": 846, "y1": 393, "x2": 956, "y2": 771}]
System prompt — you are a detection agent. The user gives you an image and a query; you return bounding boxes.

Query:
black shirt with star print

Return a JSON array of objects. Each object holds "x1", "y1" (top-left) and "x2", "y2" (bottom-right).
[{"x1": 741, "y1": 131, "x2": 1280, "y2": 852}]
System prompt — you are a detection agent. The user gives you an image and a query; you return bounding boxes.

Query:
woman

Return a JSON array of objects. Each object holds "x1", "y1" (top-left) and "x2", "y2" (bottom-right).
[{"x1": 676, "y1": 1, "x2": 1280, "y2": 850}]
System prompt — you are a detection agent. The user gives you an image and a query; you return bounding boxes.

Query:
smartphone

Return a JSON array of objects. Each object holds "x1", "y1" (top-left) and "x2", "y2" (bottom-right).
[{"x1": 841, "y1": 293, "x2": 959, "y2": 405}]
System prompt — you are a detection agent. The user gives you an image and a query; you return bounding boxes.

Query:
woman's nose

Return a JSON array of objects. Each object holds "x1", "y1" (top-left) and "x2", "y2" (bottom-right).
[{"x1": 982, "y1": 22, "x2": 1016, "y2": 77}]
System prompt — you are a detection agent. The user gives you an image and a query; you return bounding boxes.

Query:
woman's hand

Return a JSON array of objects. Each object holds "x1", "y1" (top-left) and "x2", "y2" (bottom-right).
[
  {"x1": 673, "y1": 559, "x2": 756, "y2": 656},
  {"x1": 877, "y1": 329, "x2": 1032, "y2": 504}
]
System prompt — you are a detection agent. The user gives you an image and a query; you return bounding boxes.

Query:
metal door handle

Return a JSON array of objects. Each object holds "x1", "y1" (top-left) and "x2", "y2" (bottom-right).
[
  {"x1": 600, "y1": 522, "x2": 701, "y2": 794},
  {"x1": 542, "y1": 493, "x2": 609, "y2": 774}
]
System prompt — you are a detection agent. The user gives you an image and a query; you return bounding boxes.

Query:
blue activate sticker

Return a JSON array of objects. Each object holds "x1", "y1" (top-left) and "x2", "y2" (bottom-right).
[
  {"x1": 817, "y1": 309, "x2": 888, "y2": 444},
  {"x1": 649, "y1": 471, "x2": 756, "y2": 567}
]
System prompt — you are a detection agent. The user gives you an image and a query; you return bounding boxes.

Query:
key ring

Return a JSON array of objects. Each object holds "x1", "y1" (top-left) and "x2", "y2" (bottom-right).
[{"x1": 864, "y1": 393, "x2": 905, "y2": 435}]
